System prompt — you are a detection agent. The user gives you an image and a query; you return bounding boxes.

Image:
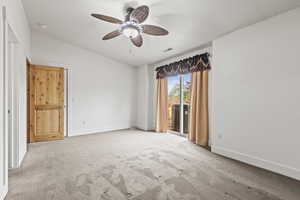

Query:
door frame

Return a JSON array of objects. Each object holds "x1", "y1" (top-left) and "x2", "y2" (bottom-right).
[
  {"x1": 64, "y1": 68, "x2": 70, "y2": 137},
  {"x1": 26, "y1": 60, "x2": 30, "y2": 143},
  {"x1": 167, "y1": 74, "x2": 191, "y2": 137}
]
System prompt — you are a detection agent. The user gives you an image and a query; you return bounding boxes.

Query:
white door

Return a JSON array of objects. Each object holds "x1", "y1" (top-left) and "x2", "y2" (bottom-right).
[
  {"x1": 7, "y1": 42, "x2": 12, "y2": 168},
  {"x1": 0, "y1": 4, "x2": 8, "y2": 200}
]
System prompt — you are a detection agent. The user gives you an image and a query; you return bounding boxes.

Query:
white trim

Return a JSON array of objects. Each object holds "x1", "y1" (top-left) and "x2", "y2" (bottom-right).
[
  {"x1": 179, "y1": 75, "x2": 184, "y2": 134},
  {"x1": 66, "y1": 68, "x2": 72, "y2": 138},
  {"x1": 0, "y1": 186, "x2": 7, "y2": 200},
  {"x1": 18, "y1": 147, "x2": 26, "y2": 167},
  {"x1": 70, "y1": 127, "x2": 131, "y2": 137},
  {"x1": 210, "y1": 46, "x2": 216, "y2": 147},
  {"x1": 64, "y1": 68, "x2": 70, "y2": 137},
  {"x1": 212, "y1": 146, "x2": 300, "y2": 181}
]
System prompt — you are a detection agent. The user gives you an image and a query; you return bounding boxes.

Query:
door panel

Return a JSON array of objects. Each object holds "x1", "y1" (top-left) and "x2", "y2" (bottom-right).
[
  {"x1": 167, "y1": 75, "x2": 180, "y2": 132},
  {"x1": 29, "y1": 65, "x2": 64, "y2": 142},
  {"x1": 0, "y1": 4, "x2": 8, "y2": 199},
  {"x1": 167, "y1": 74, "x2": 191, "y2": 135},
  {"x1": 182, "y1": 74, "x2": 191, "y2": 134}
]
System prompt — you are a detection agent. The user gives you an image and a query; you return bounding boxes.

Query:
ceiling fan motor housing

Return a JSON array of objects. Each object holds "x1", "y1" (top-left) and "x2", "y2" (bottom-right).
[{"x1": 125, "y1": 7, "x2": 135, "y2": 22}]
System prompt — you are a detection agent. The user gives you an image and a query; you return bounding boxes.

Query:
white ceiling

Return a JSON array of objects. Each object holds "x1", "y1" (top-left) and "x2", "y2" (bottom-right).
[{"x1": 22, "y1": 0, "x2": 300, "y2": 66}]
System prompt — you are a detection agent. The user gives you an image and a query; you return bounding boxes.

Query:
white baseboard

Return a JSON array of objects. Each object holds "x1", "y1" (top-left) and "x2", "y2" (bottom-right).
[
  {"x1": 0, "y1": 186, "x2": 8, "y2": 200},
  {"x1": 212, "y1": 146, "x2": 300, "y2": 181},
  {"x1": 69, "y1": 127, "x2": 132, "y2": 137},
  {"x1": 134, "y1": 126, "x2": 148, "y2": 131},
  {"x1": 18, "y1": 149, "x2": 26, "y2": 167}
]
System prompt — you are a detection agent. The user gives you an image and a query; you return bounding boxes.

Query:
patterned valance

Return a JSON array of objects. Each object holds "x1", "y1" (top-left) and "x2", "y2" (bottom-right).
[{"x1": 155, "y1": 53, "x2": 211, "y2": 79}]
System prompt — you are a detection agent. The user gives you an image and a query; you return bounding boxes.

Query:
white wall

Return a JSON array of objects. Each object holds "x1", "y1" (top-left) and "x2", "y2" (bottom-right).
[
  {"x1": 135, "y1": 66, "x2": 149, "y2": 130},
  {"x1": 212, "y1": 7, "x2": 300, "y2": 180},
  {"x1": 135, "y1": 64, "x2": 156, "y2": 131},
  {"x1": 31, "y1": 31, "x2": 137, "y2": 136},
  {"x1": 4, "y1": 0, "x2": 31, "y2": 57}
]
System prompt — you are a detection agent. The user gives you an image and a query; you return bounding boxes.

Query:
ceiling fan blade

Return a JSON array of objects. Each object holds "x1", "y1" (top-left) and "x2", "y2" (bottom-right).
[
  {"x1": 142, "y1": 25, "x2": 169, "y2": 36},
  {"x1": 131, "y1": 35, "x2": 143, "y2": 47},
  {"x1": 102, "y1": 30, "x2": 121, "y2": 40},
  {"x1": 130, "y1": 5, "x2": 149, "y2": 23},
  {"x1": 91, "y1": 14, "x2": 123, "y2": 24}
]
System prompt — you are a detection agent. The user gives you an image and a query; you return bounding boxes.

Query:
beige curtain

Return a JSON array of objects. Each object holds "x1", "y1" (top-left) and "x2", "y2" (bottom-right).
[
  {"x1": 155, "y1": 78, "x2": 168, "y2": 132},
  {"x1": 189, "y1": 70, "x2": 209, "y2": 147}
]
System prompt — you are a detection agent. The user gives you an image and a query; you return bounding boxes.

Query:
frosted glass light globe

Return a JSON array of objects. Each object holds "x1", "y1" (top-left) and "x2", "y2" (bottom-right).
[{"x1": 122, "y1": 26, "x2": 139, "y2": 38}]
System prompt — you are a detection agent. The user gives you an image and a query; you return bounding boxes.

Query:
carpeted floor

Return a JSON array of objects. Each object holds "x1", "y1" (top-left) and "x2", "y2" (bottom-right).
[{"x1": 6, "y1": 129, "x2": 300, "y2": 200}]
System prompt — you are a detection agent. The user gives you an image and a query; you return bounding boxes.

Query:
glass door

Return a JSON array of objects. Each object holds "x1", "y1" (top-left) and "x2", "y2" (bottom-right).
[
  {"x1": 182, "y1": 74, "x2": 191, "y2": 134},
  {"x1": 167, "y1": 75, "x2": 180, "y2": 132},
  {"x1": 167, "y1": 74, "x2": 191, "y2": 135}
]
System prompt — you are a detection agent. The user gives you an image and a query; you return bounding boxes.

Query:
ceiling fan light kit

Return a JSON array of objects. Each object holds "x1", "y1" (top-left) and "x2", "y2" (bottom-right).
[
  {"x1": 121, "y1": 21, "x2": 142, "y2": 38},
  {"x1": 91, "y1": 5, "x2": 169, "y2": 47}
]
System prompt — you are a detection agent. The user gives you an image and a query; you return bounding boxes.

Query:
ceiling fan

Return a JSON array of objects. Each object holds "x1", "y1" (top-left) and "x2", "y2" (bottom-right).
[{"x1": 91, "y1": 5, "x2": 169, "y2": 47}]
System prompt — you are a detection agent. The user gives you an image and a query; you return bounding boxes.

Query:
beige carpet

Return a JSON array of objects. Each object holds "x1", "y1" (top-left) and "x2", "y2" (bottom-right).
[{"x1": 6, "y1": 129, "x2": 300, "y2": 200}]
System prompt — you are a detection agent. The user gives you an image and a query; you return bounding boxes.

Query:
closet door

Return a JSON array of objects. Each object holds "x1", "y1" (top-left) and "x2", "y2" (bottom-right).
[
  {"x1": 29, "y1": 65, "x2": 64, "y2": 142},
  {"x1": 0, "y1": 4, "x2": 8, "y2": 199}
]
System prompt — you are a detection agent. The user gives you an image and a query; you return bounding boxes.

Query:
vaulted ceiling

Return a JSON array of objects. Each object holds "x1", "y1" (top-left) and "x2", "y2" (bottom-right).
[{"x1": 22, "y1": 0, "x2": 300, "y2": 66}]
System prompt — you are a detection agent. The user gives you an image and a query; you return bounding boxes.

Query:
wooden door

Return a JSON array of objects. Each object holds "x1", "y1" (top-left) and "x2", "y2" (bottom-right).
[{"x1": 29, "y1": 65, "x2": 64, "y2": 142}]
